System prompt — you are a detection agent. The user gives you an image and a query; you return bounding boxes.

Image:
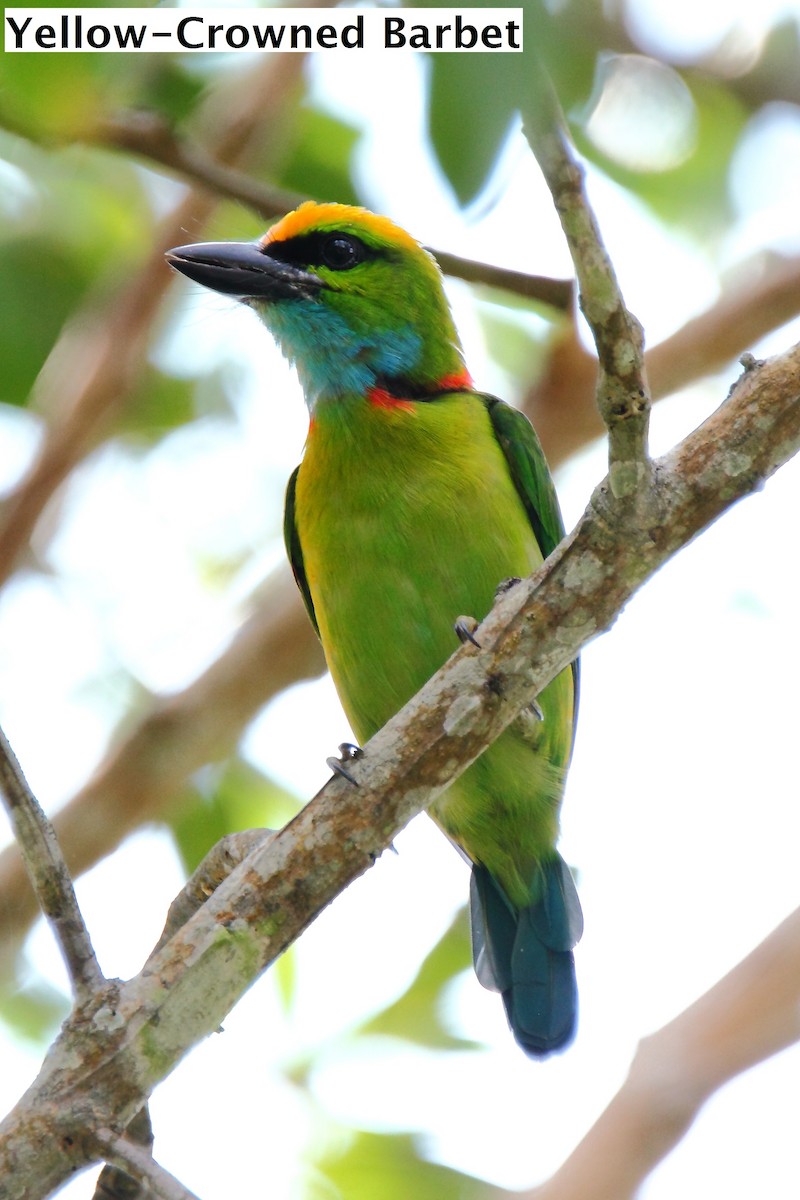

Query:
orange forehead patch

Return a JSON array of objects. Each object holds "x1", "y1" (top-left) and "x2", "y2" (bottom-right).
[{"x1": 261, "y1": 201, "x2": 421, "y2": 253}]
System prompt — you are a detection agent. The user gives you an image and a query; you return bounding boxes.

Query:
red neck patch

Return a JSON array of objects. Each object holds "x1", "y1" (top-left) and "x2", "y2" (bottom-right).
[
  {"x1": 438, "y1": 368, "x2": 474, "y2": 391},
  {"x1": 367, "y1": 387, "x2": 415, "y2": 413},
  {"x1": 367, "y1": 369, "x2": 473, "y2": 412}
]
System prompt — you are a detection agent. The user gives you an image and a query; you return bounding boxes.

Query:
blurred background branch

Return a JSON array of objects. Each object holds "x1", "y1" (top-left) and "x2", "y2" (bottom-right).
[
  {"x1": 513, "y1": 905, "x2": 800, "y2": 1200},
  {"x1": 1, "y1": 3, "x2": 799, "y2": 1196}
]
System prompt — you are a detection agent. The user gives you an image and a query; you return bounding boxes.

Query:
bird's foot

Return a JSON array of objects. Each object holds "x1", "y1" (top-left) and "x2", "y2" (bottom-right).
[
  {"x1": 369, "y1": 842, "x2": 398, "y2": 864},
  {"x1": 514, "y1": 697, "x2": 544, "y2": 746},
  {"x1": 454, "y1": 615, "x2": 481, "y2": 648},
  {"x1": 326, "y1": 742, "x2": 364, "y2": 786}
]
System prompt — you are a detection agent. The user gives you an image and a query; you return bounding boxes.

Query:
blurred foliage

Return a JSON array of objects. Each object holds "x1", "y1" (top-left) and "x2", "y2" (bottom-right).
[
  {"x1": 0, "y1": 979, "x2": 68, "y2": 1047},
  {"x1": 169, "y1": 758, "x2": 297, "y2": 874},
  {"x1": 279, "y1": 104, "x2": 361, "y2": 207},
  {"x1": 573, "y1": 70, "x2": 749, "y2": 232},
  {"x1": 317, "y1": 1130, "x2": 490, "y2": 1200},
  {"x1": 358, "y1": 909, "x2": 477, "y2": 1051},
  {"x1": 0, "y1": 234, "x2": 93, "y2": 407},
  {"x1": 1, "y1": 2, "x2": 799, "y2": 1196},
  {"x1": 1, "y1": 0, "x2": 796, "y2": 412}
]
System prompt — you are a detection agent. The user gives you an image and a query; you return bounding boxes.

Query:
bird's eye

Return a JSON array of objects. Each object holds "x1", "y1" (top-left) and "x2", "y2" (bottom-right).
[{"x1": 320, "y1": 234, "x2": 365, "y2": 271}]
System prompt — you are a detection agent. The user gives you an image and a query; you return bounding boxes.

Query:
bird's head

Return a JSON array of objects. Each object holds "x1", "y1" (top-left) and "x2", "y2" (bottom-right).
[{"x1": 166, "y1": 202, "x2": 470, "y2": 409}]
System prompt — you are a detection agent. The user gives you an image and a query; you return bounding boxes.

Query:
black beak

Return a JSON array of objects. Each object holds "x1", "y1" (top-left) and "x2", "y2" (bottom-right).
[{"x1": 165, "y1": 241, "x2": 323, "y2": 301}]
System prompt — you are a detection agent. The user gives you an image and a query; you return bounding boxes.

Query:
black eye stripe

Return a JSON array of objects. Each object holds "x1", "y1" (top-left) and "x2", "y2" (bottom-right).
[{"x1": 263, "y1": 230, "x2": 380, "y2": 271}]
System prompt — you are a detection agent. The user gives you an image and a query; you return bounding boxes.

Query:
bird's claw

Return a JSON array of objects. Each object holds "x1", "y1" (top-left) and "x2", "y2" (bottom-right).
[
  {"x1": 327, "y1": 742, "x2": 364, "y2": 786},
  {"x1": 528, "y1": 698, "x2": 544, "y2": 721},
  {"x1": 455, "y1": 615, "x2": 481, "y2": 648},
  {"x1": 370, "y1": 842, "x2": 398, "y2": 863}
]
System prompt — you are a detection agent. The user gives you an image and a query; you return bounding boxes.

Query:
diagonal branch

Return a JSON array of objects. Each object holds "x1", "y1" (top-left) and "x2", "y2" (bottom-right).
[
  {"x1": 1, "y1": 337, "x2": 798, "y2": 1199},
  {"x1": 0, "y1": 569, "x2": 323, "y2": 975},
  {"x1": 0, "y1": 726, "x2": 103, "y2": 1004},
  {"x1": 513, "y1": 904, "x2": 800, "y2": 1200},
  {"x1": 93, "y1": 1126, "x2": 201, "y2": 1200},
  {"x1": 91, "y1": 1106, "x2": 154, "y2": 1200}
]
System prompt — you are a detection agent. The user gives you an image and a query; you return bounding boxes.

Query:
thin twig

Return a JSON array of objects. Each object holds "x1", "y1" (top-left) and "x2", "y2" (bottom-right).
[
  {"x1": 94, "y1": 1128, "x2": 201, "y2": 1200},
  {"x1": 86, "y1": 830, "x2": 272, "y2": 1200},
  {"x1": 0, "y1": 569, "x2": 322, "y2": 974},
  {"x1": 94, "y1": 110, "x2": 308, "y2": 222},
  {"x1": 93, "y1": 1108, "x2": 153, "y2": 1200},
  {"x1": 90, "y1": 110, "x2": 573, "y2": 310},
  {"x1": 522, "y1": 76, "x2": 651, "y2": 497},
  {"x1": 88, "y1": 834, "x2": 272, "y2": 1200},
  {"x1": 432, "y1": 245, "x2": 572, "y2": 309},
  {"x1": 0, "y1": 725, "x2": 103, "y2": 1003}
]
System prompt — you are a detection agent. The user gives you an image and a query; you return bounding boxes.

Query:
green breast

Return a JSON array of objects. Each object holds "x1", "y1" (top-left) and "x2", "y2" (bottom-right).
[{"x1": 293, "y1": 391, "x2": 573, "y2": 905}]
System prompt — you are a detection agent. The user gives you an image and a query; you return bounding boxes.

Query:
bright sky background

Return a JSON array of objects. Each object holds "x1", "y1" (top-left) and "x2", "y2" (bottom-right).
[{"x1": 1, "y1": 2, "x2": 800, "y2": 1197}]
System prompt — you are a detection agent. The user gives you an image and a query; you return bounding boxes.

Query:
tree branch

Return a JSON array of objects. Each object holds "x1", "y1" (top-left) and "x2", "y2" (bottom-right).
[
  {"x1": 0, "y1": 569, "x2": 322, "y2": 974},
  {"x1": 93, "y1": 1127, "x2": 201, "y2": 1200},
  {"x1": 91, "y1": 110, "x2": 308, "y2": 225},
  {"x1": 522, "y1": 83, "x2": 650, "y2": 495},
  {"x1": 88, "y1": 110, "x2": 574, "y2": 311},
  {"x1": 149, "y1": 829, "x2": 275, "y2": 963},
  {"x1": 92, "y1": 1106, "x2": 153, "y2": 1200},
  {"x1": 0, "y1": 726, "x2": 103, "y2": 1004},
  {"x1": 514, "y1": 904, "x2": 800, "y2": 1200},
  {"x1": 525, "y1": 252, "x2": 800, "y2": 464},
  {"x1": 647, "y1": 253, "x2": 800, "y2": 398},
  {"x1": 1, "y1": 338, "x2": 797, "y2": 1199}
]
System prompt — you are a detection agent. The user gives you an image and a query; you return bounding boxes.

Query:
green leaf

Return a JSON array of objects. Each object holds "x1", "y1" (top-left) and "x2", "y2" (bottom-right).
[
  {"x1": 317, "y1": 1130, "x2": 489, "y2": 1200},
  {"x1": 273, "y1": 943, "x2": 298, "y2": 1013},
  {"x1": 137, "y1": 60, "x2": 206, "y2": 127},
  {"x1": 0, "y1": 236, "x2": 92, "y2": 407},
  {"x1": 479, "y1": 302, "x2": 549, "y2": 383},
  {"x1": 428, "y1": 52, "x2": 518, "y2": 206},
  {"x1": 0, "y1": 980, "x2": 68, "y2": 1045},
  {"x1": 425, "y1": 0, "x2": 598, "y2": 205},
  {"x1": 0, "y1": 49, "x2": 151, "y2": 141},
  {"x1": 358, "y1": 910, "x2": 479, "y2": 1050},
  {"x1": 117, "y1": 365, "x2": 197, "y2": 441},
  {"x1": 169, "y1": 758, "x2": 297, "y2": 875}
]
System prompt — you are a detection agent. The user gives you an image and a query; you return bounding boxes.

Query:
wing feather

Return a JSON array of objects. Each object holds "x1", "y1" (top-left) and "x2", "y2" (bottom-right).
[
  {"x1": 483, "y1": 394, "x2": 580, "y2": 710},
  {"x1": 284, "y1": 465, "x2": 320, "y2": 638}
]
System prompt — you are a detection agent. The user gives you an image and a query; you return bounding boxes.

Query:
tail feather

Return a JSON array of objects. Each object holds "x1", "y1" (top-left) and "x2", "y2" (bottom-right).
[{"x1": 470, "y1": 857, "x2": 582, "y2": 1058}]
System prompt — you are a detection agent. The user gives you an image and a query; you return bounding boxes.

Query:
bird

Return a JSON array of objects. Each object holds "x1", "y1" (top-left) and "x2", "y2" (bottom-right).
[{"x1": 166, "y1": 202, "x2": 582, "y2": 1057}]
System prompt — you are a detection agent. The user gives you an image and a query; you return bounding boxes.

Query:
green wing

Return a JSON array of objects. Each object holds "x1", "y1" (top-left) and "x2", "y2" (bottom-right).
[
  {"x1": 484, "y1": 395, "x2": 565, "y2": 560},
  {"x1": 483, "y1": 395, "x2": 579, "y2": 702},
  {"x1": 284, "y1": 465, "x2": 320, "y2": 638}
]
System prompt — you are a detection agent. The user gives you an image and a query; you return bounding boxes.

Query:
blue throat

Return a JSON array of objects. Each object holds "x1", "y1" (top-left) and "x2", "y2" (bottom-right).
[{"x1": 260, "y1": 298, "x2": 423, "y2": 407}]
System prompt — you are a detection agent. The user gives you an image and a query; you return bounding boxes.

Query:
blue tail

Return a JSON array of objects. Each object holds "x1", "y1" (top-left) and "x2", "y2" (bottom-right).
[{"x1": 470, "y1": 856, "x2": 583, "y2": 1057}]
